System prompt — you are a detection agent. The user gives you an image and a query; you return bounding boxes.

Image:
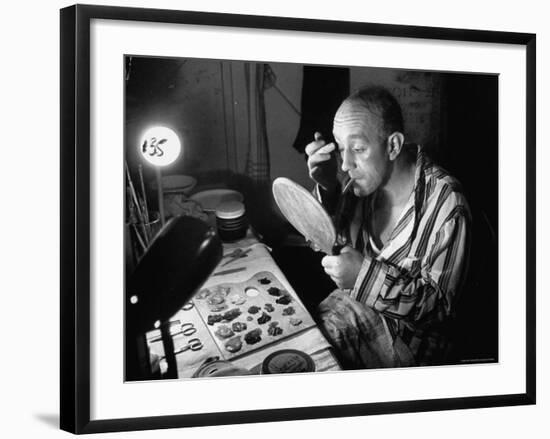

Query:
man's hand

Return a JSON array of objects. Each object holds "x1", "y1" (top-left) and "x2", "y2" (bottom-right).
[
  {"x1": 305, "y1": 132, "x2": 338, "y2": 192},
  {"x1": 321, "y1": 246, "x2": 363, "y2": 290}
]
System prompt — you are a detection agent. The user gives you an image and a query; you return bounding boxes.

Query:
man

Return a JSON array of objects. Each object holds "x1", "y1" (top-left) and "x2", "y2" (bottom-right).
[{"x1": 305, "y1": 86, "x2": 471, "y2": 368}]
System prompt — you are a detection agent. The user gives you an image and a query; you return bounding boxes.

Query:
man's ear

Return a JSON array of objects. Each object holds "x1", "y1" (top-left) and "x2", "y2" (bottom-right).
[{"x1": 386, "y1": 132, "x2": 405, "y2": 161}]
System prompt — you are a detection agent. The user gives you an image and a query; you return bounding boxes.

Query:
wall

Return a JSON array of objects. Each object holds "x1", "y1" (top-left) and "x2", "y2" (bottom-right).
[
  {"x1": 351, "y1": 68, "x2": 441, "y2": 150},
  {"x1": 125, "y1": 57, "x2": 230, "y2": 179},
  {"x1": 126, "y1": 58, "x2": 310, "y2": 189},
  {"x1": 126, "y1": 59, "x2": 444, "y2": 193}
]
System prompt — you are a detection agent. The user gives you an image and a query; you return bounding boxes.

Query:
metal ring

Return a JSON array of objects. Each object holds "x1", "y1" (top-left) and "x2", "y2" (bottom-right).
[
  {"x1": 180, "y1": 322, "x2": 197, "y2": 336},
  {"x1": 182, "y1": 302, "x2": 194, "y2": 311},
  {"x1": 181, "y1": 327, "x2": 197, "y2": 336},
  {"x1": 188, "y1": 338, "x2": 203, "y2": 351}
]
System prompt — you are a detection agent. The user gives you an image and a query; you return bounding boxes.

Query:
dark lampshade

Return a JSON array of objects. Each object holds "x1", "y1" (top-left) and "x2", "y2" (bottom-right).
[{"x1": 126, "y1": 216, "x2": 223, "y2": 336}]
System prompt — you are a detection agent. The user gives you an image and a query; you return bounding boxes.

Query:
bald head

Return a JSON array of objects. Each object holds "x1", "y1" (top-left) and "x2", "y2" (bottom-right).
[
  {"x1": 333, "y1": 100, "x2": 385, "y2": 146},
  {"x1": 335, "y1": 86, "x2": 404, "y2": 142}
]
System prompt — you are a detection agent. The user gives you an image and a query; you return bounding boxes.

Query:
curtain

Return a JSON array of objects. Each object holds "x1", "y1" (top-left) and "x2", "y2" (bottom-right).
[
  {"x1": 244, "y1": 63, "x2": 271, "y2": 183},
  {"x1": 292, "y1": 66, "x2": 350, "y2": 153}
]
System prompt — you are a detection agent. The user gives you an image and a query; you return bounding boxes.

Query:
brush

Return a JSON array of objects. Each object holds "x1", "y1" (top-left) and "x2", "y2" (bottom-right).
[
  {"x1": 332, "y1": 177, "x2": 354, "y2": 254},
  {"x1": 341, "y1": 177, "x2": 354, "y2": 194}
]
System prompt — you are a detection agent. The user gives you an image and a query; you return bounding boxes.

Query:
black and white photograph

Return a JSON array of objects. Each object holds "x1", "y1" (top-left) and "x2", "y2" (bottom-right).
[
  {"x1": 56, "y1": 3, "x2": 536, "y2": 434},
  {"x1": 124, "y1": 56, "x2": 499, "y2": 381},
  {"x1": 3, "y1": 0, "x2": 548, "y2": 437}
]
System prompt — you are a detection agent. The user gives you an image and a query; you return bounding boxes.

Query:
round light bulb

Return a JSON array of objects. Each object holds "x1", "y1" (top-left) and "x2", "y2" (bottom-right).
[{"x1": 139, "y1": 126, "x2": 181, "y2": 167}]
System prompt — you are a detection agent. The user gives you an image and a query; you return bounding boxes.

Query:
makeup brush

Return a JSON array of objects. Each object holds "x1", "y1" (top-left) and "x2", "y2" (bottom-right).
[
  {"x1": 341, "y1": 177, "x2": 354, "y2": 194},
  {"x1": 331, "y1": 177, "x2": 355, "y2": 254}
]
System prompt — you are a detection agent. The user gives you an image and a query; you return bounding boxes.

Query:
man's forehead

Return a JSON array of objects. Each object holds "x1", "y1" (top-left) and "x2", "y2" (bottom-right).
[{"x1": 333, "y1": 101, "x2": 382, "y2": 136}]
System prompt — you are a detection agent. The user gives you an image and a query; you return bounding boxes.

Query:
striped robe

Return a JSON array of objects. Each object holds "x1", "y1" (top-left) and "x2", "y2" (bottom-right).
[{"x1": 317, "y1": 145, "x2": 471, "y2": 368}]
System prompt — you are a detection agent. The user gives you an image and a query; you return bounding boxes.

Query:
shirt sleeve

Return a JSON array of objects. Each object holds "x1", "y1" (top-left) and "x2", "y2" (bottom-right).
[
  {"x1": 313, "y1": 183, "x2": 340, "y2": 215},
  {"x1": 351, "y1": 206, "x2": 470, "y2": 323}
]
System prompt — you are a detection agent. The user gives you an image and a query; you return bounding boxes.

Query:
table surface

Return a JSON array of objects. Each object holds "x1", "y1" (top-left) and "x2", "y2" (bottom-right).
[{"x1": 146, "y1": 232, "x2": 341, "y2": 378}]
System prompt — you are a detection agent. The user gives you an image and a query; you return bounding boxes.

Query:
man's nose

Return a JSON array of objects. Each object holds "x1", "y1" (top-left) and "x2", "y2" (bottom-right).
[{"x1": 341, "y1": 149, "x2": 354, "y2": 172}]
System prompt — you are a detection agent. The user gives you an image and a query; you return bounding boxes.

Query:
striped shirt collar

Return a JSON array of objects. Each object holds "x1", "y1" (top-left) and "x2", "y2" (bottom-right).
[{"x1": 361, "y1": 144, "x2": 427, "y2": 261}]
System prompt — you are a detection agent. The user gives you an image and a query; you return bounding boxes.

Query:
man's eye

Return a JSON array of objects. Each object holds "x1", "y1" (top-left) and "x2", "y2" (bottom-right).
[{"x1": 352, "y1": 146, "x2": 365, "y2": 153}]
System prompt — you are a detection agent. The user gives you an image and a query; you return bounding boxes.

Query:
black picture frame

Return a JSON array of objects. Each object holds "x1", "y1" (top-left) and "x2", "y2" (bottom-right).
[{"x1": 60, "y1": 4, "x2": 536, "y2": 434}]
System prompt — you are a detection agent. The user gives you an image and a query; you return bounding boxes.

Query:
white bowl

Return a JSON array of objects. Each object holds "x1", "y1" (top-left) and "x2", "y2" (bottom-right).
[{"x1": 190, "y1": 189, "x2": 244, "y2": 211}]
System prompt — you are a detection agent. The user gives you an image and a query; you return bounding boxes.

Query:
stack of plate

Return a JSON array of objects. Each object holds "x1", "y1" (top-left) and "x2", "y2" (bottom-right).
[
  {"x1": 215, "y1": 201, "x2": 247, "y2": 242},
  {"x1": 190, "y1": 189, "x2": 244, "y2": 211}
]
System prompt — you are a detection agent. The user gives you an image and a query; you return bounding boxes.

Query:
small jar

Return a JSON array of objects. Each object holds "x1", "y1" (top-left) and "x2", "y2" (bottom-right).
[
  {"x1": 215, "y1": 201, "x2": 248, "y2": 242},
  {"x1": 261, "y1": 349, "x2": 316, "y2": 374}
]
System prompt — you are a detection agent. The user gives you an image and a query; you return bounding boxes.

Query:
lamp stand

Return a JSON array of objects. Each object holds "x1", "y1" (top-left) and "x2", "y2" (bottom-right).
[{"x1": 155, "y1": 167, "x2": 166, "y2": 225}]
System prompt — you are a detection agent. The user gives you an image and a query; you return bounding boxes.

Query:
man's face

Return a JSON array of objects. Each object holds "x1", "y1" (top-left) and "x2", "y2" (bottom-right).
[{"x1": 333, "y1": 101, "x2": 390, "y2": 197}]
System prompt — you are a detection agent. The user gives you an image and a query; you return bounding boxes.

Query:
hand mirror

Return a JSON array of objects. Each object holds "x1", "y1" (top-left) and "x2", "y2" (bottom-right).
[{"x1": 272, "y1": 177, "x2": 340, "y2": 255}]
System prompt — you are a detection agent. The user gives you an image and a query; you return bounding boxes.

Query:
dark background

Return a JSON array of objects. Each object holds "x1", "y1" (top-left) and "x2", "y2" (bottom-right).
[{"x1": 125, "y1": 57, "x2": 499, "y2": 364}]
